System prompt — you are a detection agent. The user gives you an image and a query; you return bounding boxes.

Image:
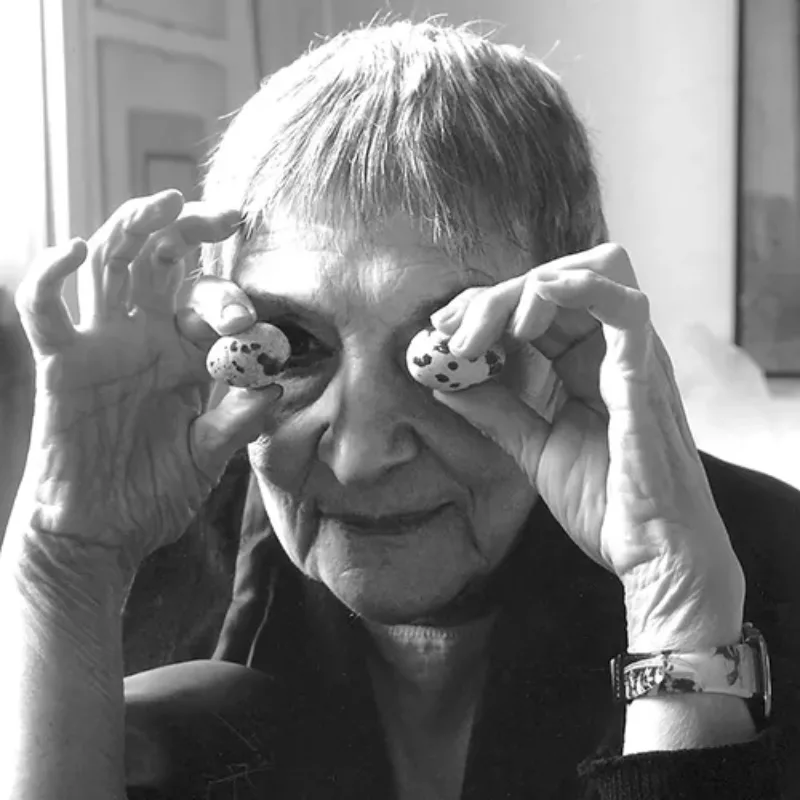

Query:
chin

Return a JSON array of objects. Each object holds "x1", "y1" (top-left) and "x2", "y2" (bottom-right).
[{"x1": 322, "y1": 568, "x2": 470, "y2": 626}]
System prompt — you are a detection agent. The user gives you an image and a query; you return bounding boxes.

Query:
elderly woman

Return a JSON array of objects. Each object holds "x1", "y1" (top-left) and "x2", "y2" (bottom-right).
[{"x1": 2, "y1": 19, "x2": 797, "y2": 800}]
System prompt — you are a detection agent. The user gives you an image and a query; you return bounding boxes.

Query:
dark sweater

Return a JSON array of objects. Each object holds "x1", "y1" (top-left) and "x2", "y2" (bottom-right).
[{"x1": 124, "y1": 452, "x2": 799, "y2": 798}]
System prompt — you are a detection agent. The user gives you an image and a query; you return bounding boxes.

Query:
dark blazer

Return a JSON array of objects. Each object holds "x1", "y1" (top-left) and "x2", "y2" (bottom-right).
[{"x1": 124, "y1": 452, "x2": 800, "y2": 798}]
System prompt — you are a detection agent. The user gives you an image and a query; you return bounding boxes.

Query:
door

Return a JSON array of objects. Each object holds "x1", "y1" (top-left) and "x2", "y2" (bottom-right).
[{"x1": 44, "y1": 0, "x2": 260, "y2": 314}]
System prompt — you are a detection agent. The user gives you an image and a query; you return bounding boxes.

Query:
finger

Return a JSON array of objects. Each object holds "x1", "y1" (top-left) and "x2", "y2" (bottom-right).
[
  {"x1": 446, "y1": 276, "x2": 526, "y2": 358},
  {"x1": 185, "y1": 275, "x2": 257, "y2": 338},
  {"x1": 191, "y1": 383, "x2": 283, "y2": 481},
  {"x1": 447, "y1": 243, "x2": 640, "y2": 362},
  {"x1": 534, "y1": 269, "x2": 652, "y2": 406},
  {"x1": 429, "y1": 287, "x2": 484, "y2": 334},
  {"x1": 535, "y1": 243, "x2": 641, "y2": 290},
  {"x1": 15, "y1": 238, "x2": 87, "y2": 352},
  {"x1": 433, "y1": 380, "x2": 549, "y2": 482},
  {"x1": 129, "y1": 205, "x2": 242, "y2": 316},
  {"x1": 503, "y1": 342, "x2": 565, "y2": 422},
  {"x1": 79, "y1": 190, "x2": 184, "y2": 325},
  {"x1": 508, "y1": 273, "x2": 558, "y2": 342},
  {"x1": 175, "y1": 306, "x2": 217, "y2": 347},
  {"x1": 536, "y1": 270, "x2": 650, "y2": 331}
]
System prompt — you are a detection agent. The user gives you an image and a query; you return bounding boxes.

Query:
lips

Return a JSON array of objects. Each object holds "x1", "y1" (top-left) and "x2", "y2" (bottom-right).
[{"x1": 322, "y1": 504, "x2": 449, "y2": 535}]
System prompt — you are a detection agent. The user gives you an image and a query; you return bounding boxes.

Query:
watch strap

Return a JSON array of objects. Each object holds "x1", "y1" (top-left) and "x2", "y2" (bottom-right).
[{"x1": 610, "y1": 623, "x2": 772, "y2": 725}]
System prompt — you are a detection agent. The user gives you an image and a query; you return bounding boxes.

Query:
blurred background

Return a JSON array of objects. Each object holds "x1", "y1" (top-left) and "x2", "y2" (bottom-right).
[{"x1": 1, "y1": 0, "x2": 798, "y2": 538}]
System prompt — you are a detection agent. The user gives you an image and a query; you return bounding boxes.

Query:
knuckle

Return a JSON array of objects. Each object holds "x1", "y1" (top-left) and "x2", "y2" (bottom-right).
[
  {"x1": 116, "y1": 197, "x2": 146, "y2": 226},
  {"x1": 633, "y1": 291, "x2": 651, "y2": 323},
  {"x1": 599, "y1": 242, "x2": 638, "y2": 287},
  {"x1": 571, "y1": 268, "x2": 600, "y2": 291},
  {"x1": 477, "y1": 285, "x2": 509, "y2": 317},
  {"x1": 15, "y1": 281, "x2": 47, "y2": 318},
  {"x1": 176, "y1": 306, "x2": 216, "y2": 343},
  {"x1": 188, "y1": 275, "x2": 249, "y2": 317},
  {"x1": 97, "y1": 199, "x2": 147, "y2": 250},
  {"x1": 13, "y1": 281, "x2": 32, "y2": 315},
  {"x1": 600, "y1": 241, "x2": 630, "y2": 264},
  {"x1": 153, "y1": 231, "x2": 186, "y2": 264},
  {"x1": 446, "y1": 286, "x2": 479, "y2": 312}
]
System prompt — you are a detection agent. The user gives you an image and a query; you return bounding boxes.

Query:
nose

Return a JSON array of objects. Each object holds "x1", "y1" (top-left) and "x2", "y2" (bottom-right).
[{"x1": 317, "y1": 353, "x2": 421, "y2": 485}]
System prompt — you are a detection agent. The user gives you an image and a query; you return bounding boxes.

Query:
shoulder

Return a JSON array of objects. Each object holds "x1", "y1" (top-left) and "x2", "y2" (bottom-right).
[
  {"x1": 702, "y1": 453, "x2": 800, "y2": 747},
  {"x1": 701, "y1": 451, "x2": 800, "y2": 581},
  {"x1": 701, "y1": 450, "x2": 800, "y2": 521},
  {"x1": 125, "y1": 659, "x2": 279, "y2": 796}
]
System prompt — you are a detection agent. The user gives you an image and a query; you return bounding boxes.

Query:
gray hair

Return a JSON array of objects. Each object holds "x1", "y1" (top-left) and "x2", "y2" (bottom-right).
[{"x1": 201, "y1": 18, "x2": 607, "y2": 276}]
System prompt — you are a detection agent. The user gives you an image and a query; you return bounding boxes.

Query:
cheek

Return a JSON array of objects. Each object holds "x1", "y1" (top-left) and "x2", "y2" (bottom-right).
[
  {"x1": 246, "y1": 368, "x2": 333, "y2": 477},
  {"x1": 429, "y1": 398, "x2": 520, "y2": 479},
  {"x1": 248, "y1": 423, "x2": 314, "y2": 491},
  {"x1": 248, "y1": 434, "x2": 319, "y2": 572}
]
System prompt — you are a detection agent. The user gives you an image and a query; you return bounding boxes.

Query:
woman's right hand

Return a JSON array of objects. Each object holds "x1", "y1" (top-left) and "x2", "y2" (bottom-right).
[{"x1": 13, "y1": 190, "x2": 280, "y2": 570}]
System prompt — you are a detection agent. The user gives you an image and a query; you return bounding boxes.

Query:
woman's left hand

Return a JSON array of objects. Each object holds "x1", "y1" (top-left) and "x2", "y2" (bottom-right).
[{"x1": 431, "y1": 243, "x2": 745, "y2": 653}]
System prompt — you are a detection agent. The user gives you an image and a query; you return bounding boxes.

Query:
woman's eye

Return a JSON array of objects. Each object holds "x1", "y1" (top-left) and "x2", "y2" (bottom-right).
[{"x1": 278, "y1": 322, "x2": 331, "y2": 368}]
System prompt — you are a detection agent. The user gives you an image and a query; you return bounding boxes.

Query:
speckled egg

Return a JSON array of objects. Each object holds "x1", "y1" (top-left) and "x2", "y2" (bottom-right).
[
  {"x1": 406, "y1": 327, "x2": 505, "y2": 392},
  {"x1": 206, "y1": 322, "x2": 292, "y2": 388}
]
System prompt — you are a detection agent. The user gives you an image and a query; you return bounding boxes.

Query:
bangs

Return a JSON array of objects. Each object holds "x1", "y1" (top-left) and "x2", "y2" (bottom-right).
[{"x1": 202, "y1": 20, "x2": 606, "y2": 276}]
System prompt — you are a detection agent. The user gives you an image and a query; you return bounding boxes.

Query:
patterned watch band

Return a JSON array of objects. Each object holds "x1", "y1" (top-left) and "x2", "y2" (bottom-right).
[
  {"x1": 610, "y1": 623, "x2": 771, "y2": 725},
  {"x1": 616, "y1": 643, "x2": 756, "y2": 701}
]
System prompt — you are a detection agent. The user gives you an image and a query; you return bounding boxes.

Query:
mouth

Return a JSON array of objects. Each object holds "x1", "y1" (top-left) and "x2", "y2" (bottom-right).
[{"x1": 322, "y1": 504, "x2": 451, "y2": 535}]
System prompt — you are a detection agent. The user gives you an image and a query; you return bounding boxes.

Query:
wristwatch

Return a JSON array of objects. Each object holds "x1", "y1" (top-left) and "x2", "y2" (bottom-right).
[{"x1": 610, "y1": 623, "x2": 772, "y2": 729}]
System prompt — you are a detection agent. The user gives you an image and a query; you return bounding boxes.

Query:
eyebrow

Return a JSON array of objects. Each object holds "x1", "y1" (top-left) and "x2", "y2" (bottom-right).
[
  {"x1": 238, "y1": 283, "x2": 481, "y2": 329},
  {"x1": 233, "y1": 247, "x2": 495, "y2": 328},
  {"x1": 240, "y1": 291, "x2": 331, "y2": 327}
]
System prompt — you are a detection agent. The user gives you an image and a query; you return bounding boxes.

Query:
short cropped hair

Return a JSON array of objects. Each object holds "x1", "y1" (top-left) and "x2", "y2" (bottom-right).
[{"x1": 201, "y1": 18, "x2": 607, "y2": 276}]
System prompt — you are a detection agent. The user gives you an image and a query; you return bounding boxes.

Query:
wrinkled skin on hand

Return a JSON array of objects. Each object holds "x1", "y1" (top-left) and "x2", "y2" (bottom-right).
[
  {"x1": 432, "y1": 244, "x2": 745, "y2": 652},
  {"x1": 14, "y1": 191, "x2": 279, "y2": 572}
]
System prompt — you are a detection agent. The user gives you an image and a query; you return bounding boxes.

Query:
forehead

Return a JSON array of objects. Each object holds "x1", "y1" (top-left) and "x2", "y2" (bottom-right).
[{"x1": 232, "y1": 213, "x2": 527, "y2": 318}]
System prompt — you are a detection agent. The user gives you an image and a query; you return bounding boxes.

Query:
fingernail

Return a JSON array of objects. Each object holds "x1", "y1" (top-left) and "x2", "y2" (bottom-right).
[
  {"x1": 221, "y1": 210, "x2": 245, "y2": 228},
  {"x1": 221, "y1": 303, "x2": 254, "y2": 327}
]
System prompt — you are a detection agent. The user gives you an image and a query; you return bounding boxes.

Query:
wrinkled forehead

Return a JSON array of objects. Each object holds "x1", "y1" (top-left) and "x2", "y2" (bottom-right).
[{"x1": 230, "y1": 208, "x2": 532, "y2": 285}]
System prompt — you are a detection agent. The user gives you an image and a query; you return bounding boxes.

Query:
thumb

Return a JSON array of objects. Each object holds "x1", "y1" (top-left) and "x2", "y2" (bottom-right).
[
  {"x1": 191, "y1": 383, "x2": 283, "y2": 480},
  {"x1": 433, "y1": 381, "x2": 550, "y2": 480}
]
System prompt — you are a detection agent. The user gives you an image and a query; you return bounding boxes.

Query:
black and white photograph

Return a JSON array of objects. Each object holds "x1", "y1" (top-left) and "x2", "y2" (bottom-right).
[{"x1": 0, "y1": 1, "x2": 797, "y2": 798}]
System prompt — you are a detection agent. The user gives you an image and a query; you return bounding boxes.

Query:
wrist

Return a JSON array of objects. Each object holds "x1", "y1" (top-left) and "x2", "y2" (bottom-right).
[
  {"x1": 624, "y1": 693, "x2": 757, "y2": 754},
  {"x1": 625, "y1": 611, "x2": 743, "y2": 655},
  {"x1": 0, "y1": 519, "x2": 128, "y2": 799},
  {"x1": 2, "y1": 516, "x2": 132, "y2": 617},
  {"x1": 622, "y1": 556, "x2": 745, "y2": 653}
]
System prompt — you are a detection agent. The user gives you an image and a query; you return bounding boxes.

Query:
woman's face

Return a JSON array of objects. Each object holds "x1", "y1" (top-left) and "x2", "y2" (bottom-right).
[{"x1": 235, "y1": 212, "x2": 543, "y2": 624}]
